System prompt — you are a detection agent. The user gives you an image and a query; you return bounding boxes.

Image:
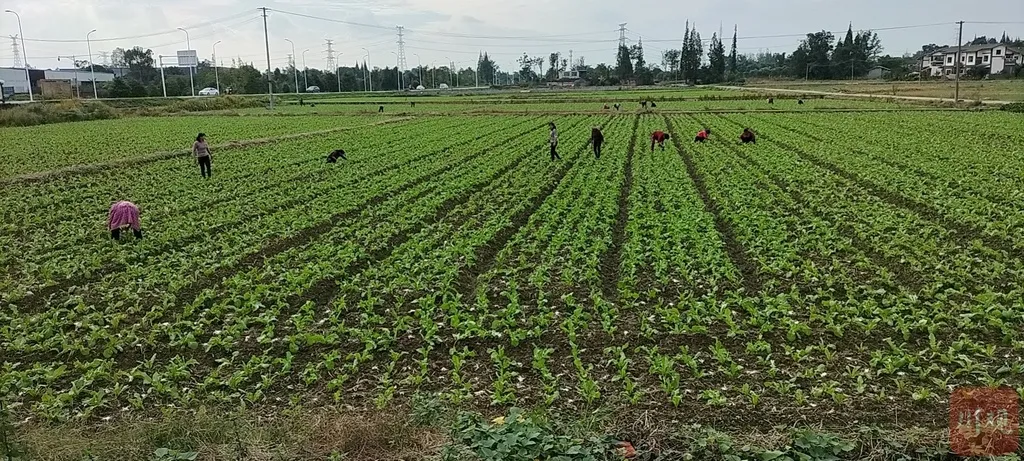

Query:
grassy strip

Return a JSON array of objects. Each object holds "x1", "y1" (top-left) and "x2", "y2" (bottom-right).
[{"x1": 7, "y1": 403, "x2": 953, "y2": 461}]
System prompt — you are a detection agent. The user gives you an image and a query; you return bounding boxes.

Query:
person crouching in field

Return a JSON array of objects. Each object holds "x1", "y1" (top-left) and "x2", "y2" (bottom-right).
[
  {"x1": 740, "y1": 128, "x2": 756, "y2": 144},
  {"x1": 651, "y1": 130, "x2": 670, "y2": 151},
  {"x1": 108, "y1": 201, "x2": 142, "y2": 240},
  {"x1": 327, "y1": 149, "x2": 347, "y2": 163},
  {"x1": 694, "y1": 128, "x2": 711, "y2": 143},
  {"x1": 193, "y1": 133, "x2": 212, "y2": 178}
]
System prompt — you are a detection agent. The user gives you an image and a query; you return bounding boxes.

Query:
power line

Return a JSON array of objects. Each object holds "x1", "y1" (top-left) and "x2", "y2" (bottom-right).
[
  {"x1": 634, "y1": 22, "x2": 959, "y2": 44},
  {"x1": 20, "y1": 10, "x2": 255, "y2": 43}
]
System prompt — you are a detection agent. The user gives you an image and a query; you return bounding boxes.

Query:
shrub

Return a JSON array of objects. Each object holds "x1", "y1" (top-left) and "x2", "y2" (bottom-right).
[
  {"x1": 1000, "y1": 102, "x2": 1024, "y2": 113},
  {"x1": 0, "y1": 100, "x2": 118, "y2": 127}
]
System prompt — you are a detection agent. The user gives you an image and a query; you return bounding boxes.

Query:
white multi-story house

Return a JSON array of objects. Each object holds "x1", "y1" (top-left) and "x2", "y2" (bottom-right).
[{"x1": 918, "y1": 43, "x2": 1022, "y2": 77}]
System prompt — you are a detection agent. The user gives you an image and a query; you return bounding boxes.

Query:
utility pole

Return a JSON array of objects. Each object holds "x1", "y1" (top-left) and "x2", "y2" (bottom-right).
[
  {"x1": 261, "y1": 7, "x2": 274, "y2": 108},
  {"x1": 5, "y1": 10, "x2": 34, "y2": 101},
  {"x1": 213, "y1": 40, "x2": 222, "y2": 94},
  {"x1": 955, "y1": 20, "x2": 964, "y2": 103},
  {"x1": 158, "y1": 55, "x2": 167, "y2": 97},
  {"x1": 87, "y1": 30, "x2": 98, "y2": 99},
  {"x1": 57, "y1": 55, "x2": 80, "y2": 98}
]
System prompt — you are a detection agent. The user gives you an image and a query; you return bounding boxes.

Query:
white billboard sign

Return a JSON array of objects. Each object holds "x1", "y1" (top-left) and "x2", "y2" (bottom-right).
[{"x1": 177, "y1": 50, "x2": 198, "y2": 67}]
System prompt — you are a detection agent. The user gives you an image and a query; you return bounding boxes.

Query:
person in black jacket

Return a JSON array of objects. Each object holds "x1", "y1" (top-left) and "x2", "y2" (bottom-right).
[
  {"x1": 591, "y1": 126, "x2": 605, "y2": 159},
  {"x1": 739, "y1": 128, "x2": 756, "y2": 144},
  {"x1": 326, "y1": 149, "x2": 347, "y2": 163}
]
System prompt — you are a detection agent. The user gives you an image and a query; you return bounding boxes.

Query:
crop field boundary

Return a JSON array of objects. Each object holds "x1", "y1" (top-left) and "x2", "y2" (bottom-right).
[
  {"x1": 704, "y1": 115, "x2": 926, "y2": 293},
  {"x1": 1, "y1": 117, "x2": 414, "y2": 185},
  {"x1": 745, "y1": 113, "x2": 1016, "y2": 209},
  {"x1": 454, "y1": 116, "x2": 614, "y2": 302},
  {"x1": 715, "y1": 114, "x2": 1023, "y2": 259},
  {"x1": 663, "y1": 114, "x2": 763, "y2": 295},
  {"x1": 288, "y1": 121, "x2": 589, "y2": 311},
  {"x1": 599, "y1": 114, "x2": 639, "y2": 302},
  {"x1": 9, "y1": 117, "x2": 543, "y2": 312}
]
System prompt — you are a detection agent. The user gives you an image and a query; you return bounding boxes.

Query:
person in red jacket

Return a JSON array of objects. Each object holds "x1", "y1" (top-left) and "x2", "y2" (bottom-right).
[
  {"x1": 694, "y1": 128, "x2": 711, "y2": 143},
  {"x1": 651, "y1": 130, "x2": 670, "y2": 151}
]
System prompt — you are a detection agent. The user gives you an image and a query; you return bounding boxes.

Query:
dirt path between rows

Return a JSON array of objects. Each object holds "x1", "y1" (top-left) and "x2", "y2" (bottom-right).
[{"x1": 1, "y1": 117, "x2": 414, "y2": 185}]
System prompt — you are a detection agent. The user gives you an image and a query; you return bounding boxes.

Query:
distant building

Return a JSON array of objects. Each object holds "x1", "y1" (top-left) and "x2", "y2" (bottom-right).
[
  {"x1": 866, "y1": 66, "x2": 892, "y2": 79},
  {"x1": 547, "y1": 69, "x2": 587, "y2": 88},
  {"x1": 0, "y1": 67, "x2": 116, "y2": 94},
  {"x1": 0, "y1": 67, "x2": 45, "y2": 93},
  {"x1": 918, "y1": 44, "x2": 1023, "y2": 77},
  {"x1": 44, "y1": 68, "x2": 117, "y2": 87}
]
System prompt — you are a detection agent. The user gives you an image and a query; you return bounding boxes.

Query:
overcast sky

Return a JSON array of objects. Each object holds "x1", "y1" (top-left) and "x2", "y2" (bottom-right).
[{"x1": 2, "y1": 0, "x2": 1021, "y2": 72}]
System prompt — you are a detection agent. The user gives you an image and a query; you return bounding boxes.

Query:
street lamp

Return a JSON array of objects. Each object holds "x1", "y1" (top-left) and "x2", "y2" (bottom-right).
[
  {"x1": 284, "y1": 38, "x2": 298, "y2": 94},
  {"x1": 57, "y1": 55, "x2": 79, "y2": 98},
  {"x1": 445, "y1": 56, "x2": 452, "y2": 86},
  {"x1": 87, "y1": 30, "x2": 98, "y2": 99},
  {"x1": 302, "y1": 49, "x2": 309, "y2": 91},
  {"x1": 390, "y1": 51, "x2": 401, "y2": 90},
  {"x1": 335, "y1": 51, "x2": 343, "y2": 93},
  {"x1": 361, "y1": 47, "x2": 372, "y2": 92},
  {"x1": 176, "y1": 27, "x2": 195, "y2": 96},
  {"x1": 5, "y1": 10, "x2": 33, "y2": 101},
  {"x1": 414, "y1": 53, "x2": 422, "y2": 87},
  {"x1": 213, "y1": 40, "x2": 222, "y2": 94}
]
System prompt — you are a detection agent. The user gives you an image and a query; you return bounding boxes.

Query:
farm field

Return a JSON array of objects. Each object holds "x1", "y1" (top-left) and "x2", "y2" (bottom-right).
[
  {"x1": 742, "y1": 78, "x2": 1024, "y2": 101},
  {"x1": 2, "y1": 96, "x2": 1024, "y2": 458}
]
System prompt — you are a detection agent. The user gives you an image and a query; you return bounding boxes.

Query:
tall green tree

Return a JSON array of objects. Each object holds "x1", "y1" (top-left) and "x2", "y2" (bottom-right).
[
  {"x1": 662, "y1": 49, "x2": 681, "y2": 77},
  {"x1": 547, "y1": 52, "x2": 561, "y2": 80},
  {"x1": 681, "y1": 23, "x2": 703, "y2": 83},
  {"x1": 122, "y1": 46, "x2": 155, "y2": 82},
  {"x1": 791, "y1": 30, "x2": 834, "y2": 79},
  {"x1": 616, "y1": 45, "x2": 633, "y2": 81},
  {"x1": 708, "y1": 32, "x2": 727, "y2": 83},
  {"x1": 478, "y1": 52, "x2": 497, "y2": 85},
  {"x1": 832, "y1": 24, "x2": 854, "y2": 78},
  {"x1": 631, "y1": 38, "x2": 653, "y2": 84},
  {"x1": 728, "y1": 25, "x2": 738, "y2": 80}
]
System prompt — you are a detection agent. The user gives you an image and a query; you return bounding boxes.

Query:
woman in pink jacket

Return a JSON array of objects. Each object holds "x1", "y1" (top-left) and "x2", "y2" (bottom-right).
[{"x1": 108, "y1": 201, "x2": 143, "y2": 240}]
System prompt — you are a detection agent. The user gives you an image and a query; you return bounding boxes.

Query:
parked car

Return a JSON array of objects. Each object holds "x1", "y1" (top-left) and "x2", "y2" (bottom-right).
[
  {"x1": 306, "y1": 86, "x2": 321, "y2": 93},
  {"x1": 198, "y1": 87, "x2": 219, "y2": 96}
]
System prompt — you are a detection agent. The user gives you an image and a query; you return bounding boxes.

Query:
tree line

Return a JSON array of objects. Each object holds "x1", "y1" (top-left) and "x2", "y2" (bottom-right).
[{"x1": 80, "y1": 27, "x2": 1023, "y2": 97}]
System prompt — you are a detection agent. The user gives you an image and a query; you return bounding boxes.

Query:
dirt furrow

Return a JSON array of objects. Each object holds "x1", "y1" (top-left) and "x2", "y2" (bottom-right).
[{"x1": 663, "y1": 114, "x2": 763, "y2": 296}]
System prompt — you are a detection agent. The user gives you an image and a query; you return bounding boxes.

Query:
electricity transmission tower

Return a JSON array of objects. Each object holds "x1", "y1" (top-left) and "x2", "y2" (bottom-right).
[
  {"x1": 10, "y1": 36, "x2": 22, "y2": 67},
  {"x1": 396, "y1": 26, "x2": 407, "y2": 71},
  {"x1": 324, "y1": 39, "x2": 336, "y2": 71},
  {"x1": 618, "y1": 23, "x2": 627, "y2": 48}
]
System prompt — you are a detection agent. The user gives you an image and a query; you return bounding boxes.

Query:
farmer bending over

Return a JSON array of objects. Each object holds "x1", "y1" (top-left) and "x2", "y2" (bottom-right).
[
  {"x1": 694, "y1": 128, "x2": 711, "y2": 143},
  {"x1": 108, "y1": 201, "x2": 143, "y2": 240},
  {"x1": 651, "y1": 130, "x2": 670, "y2": 151},
  {"x1": 740, "y1": 128, "x2": 756, "y2": 144},
  {"x1": 327, "y1": 149, "x2": 347, "y2": 163}
]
